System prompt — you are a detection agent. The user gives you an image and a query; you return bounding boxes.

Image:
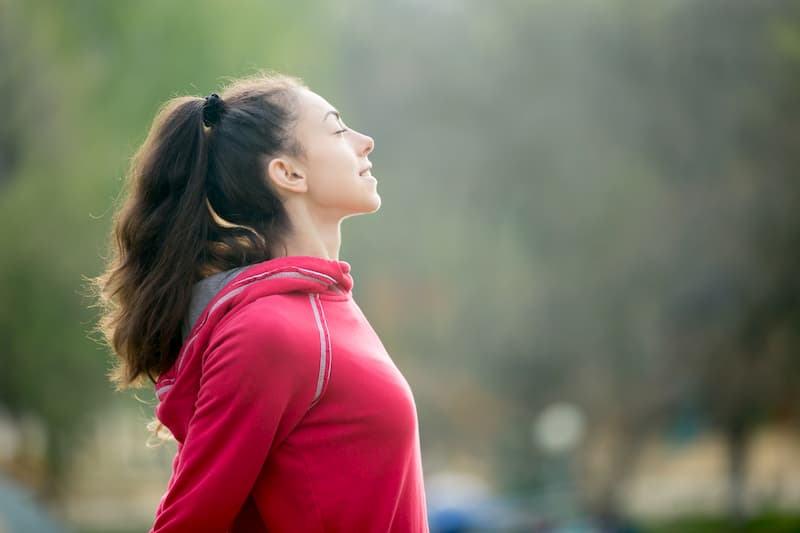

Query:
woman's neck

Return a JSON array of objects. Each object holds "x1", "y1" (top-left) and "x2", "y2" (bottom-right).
[{"x1": 272, "y1": 204, "x2": 342, "y2": 260}]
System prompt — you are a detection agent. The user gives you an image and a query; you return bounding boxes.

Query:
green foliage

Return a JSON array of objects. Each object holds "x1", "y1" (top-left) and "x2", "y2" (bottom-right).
[
  {"x1": 647, "y1": 513, "x2": 800, "y2": 533},
  {"x1": 0, "y1": 0, "x2": 334, "y2": 482}
]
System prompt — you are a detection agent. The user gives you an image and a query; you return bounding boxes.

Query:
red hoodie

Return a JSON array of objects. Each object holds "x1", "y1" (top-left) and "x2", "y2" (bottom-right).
[{"x1": 150, "y1": 256, "x2": 429, "y2": 532}]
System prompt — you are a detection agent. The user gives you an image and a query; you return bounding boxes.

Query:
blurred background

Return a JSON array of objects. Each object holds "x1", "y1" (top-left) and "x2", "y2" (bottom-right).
[{"x1": 2, "y1": 0, "x2": 800, "y2": 531}]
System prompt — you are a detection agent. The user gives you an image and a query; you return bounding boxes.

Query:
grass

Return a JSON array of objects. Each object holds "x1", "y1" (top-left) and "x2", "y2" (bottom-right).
[{"x1": 646, "y1": 513, "x2": 800, "y2": 533}]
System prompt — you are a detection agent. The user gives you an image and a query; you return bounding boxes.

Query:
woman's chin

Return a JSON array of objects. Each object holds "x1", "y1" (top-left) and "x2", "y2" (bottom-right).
[
  {"x1": 369, "y1": 194, "x2": 382, "y2": 212},
  {"x1": 343, "y1": 194, "x2": 381, "y2": 219},
  {"x1": 361, "y1": 192, "x2": 382, "y2": 213}
]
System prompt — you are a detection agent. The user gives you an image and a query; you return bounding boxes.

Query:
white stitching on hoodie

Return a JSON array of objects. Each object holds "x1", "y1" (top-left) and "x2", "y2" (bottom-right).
[{"x1": 308, "y1": 293, "x2": 330, "y2": 406}]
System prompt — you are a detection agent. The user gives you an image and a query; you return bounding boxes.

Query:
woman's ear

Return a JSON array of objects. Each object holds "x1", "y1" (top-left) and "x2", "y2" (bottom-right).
[{"x1": 267, "y1": 157, "x2": 308, "y2": 194}]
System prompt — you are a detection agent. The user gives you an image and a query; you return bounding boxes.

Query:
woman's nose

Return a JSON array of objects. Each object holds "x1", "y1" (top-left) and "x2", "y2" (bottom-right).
[{"x1": 358, "y1": 132, "x2": 374, "y2": 156}]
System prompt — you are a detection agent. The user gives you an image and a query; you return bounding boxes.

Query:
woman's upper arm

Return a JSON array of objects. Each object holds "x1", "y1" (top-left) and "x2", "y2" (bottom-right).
[{"x1": 151, "y1": 310, "x2": 314, "y2": 532}]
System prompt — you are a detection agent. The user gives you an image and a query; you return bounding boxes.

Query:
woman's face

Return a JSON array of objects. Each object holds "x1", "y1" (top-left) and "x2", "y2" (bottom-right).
[{"x1": 288, "y1": 88, "x2": 379, "y2": 220}]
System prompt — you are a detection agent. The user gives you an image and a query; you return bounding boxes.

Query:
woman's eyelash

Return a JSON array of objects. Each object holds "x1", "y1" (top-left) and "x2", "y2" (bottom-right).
[{"x1": 335, "y1": 128, "x2": 348, "y2": 135}]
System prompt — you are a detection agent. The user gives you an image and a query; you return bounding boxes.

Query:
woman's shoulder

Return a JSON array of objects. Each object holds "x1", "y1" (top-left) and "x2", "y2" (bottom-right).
[
  {"x1": 210, "y1": 292, "x2": 323, "y2": 361},
  {"x1": 233, "y1": 290, "x2": 318, "y2": 326},
  {"x1": 188, "y1": 292, "x2": 323, "y2": 419}
]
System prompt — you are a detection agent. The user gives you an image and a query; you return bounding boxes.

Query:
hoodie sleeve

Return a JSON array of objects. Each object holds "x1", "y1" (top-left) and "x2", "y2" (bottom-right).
[{"x1": 150, "y1": 306, "x2": 316, "y2": 532}]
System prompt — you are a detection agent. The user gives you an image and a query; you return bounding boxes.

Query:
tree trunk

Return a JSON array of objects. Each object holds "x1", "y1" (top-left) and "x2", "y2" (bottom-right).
[{"x1": 725, "y1": 419, "x2": 749, "y2": 529}]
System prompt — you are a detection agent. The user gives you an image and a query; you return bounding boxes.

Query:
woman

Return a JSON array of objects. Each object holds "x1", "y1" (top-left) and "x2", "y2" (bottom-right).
[{"x1": 93, "y1": 73, "x2": 429, "y2": 532}]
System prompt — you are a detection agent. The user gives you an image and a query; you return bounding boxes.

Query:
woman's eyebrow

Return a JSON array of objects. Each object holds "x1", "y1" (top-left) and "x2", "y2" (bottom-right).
[{"x1": 322, "y1": 110, "x2": 341, "y2": 123}]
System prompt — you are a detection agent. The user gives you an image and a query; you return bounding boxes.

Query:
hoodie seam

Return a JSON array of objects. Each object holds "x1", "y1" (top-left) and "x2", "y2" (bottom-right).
[
  {"x1": 308, "y1": 294, "x2": 332, "y2": 408},
  {"x1": 231, "y1": 266, "x2": 336, "y2": 291},
  {"x1": 316, "y1": 292, "x2": 350, "y2": 302}
]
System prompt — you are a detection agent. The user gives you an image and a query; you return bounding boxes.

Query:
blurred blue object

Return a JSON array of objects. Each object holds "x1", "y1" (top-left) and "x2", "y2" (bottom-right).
[
  {"x1": 427, "y1": 489, "x2": 525, "y2": 532},
  {"x1": 429, "y1": 506, "x2": 478, "y2": 533},
  {"x1": 426, "y1": 470, "x2": 516, "y2": 532},
  {"x1": 0, "y1": 474, "x2": 69, "y2": 533}
]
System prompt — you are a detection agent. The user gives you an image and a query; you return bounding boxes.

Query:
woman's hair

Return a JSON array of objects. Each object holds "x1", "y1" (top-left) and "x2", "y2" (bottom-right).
[{"x1": 92, "y1": 72, "x2": 306, "y2": 388}]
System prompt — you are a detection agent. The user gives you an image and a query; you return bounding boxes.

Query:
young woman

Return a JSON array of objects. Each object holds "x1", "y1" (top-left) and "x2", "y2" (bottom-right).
[{"x1": 94, "y1": 73, "x2": 429, "y2": 532}]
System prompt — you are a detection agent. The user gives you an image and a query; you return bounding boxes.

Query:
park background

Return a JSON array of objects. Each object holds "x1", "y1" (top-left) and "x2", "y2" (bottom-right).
[{"x1": 1, "y1": 0, "x2": 800, "y2": 531}]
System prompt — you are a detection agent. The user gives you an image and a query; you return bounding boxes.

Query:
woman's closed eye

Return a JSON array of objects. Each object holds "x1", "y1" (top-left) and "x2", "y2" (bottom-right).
[{"x1": 335, "y1": 128, "x2": 348, "y2": 135}]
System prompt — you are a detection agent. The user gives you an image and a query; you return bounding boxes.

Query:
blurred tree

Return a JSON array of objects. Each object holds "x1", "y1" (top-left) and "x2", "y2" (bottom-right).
[
  {"x1": 333, "y1": 0, "x2": 800, "y2": 519},
  {"x1": 0, "y1": 0, "x2": 333, "y2": 493}
]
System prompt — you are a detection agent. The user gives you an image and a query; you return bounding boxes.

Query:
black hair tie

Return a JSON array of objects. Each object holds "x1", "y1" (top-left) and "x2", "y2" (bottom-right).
[{"x1": 203, "y1": 93, "x2": 225, "y2": 127}]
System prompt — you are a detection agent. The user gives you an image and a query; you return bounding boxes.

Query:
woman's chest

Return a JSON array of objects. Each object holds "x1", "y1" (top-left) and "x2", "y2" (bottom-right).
[{"x1": 296, "y1": 297, "x2": 419, "y2": 442}]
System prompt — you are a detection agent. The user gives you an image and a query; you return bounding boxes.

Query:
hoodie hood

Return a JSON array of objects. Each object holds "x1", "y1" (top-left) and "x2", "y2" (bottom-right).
[
  {"x1": 154, "y1": 255, "x2": 353, "y2": 441},
  {"x1": 181, "y1": 265, "x2": 249, "y2": 342}
]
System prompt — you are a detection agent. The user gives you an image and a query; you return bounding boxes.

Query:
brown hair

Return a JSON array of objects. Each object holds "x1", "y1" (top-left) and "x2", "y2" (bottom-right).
[{"x1": 92, "y1": 72, "x2": 306, "y2": 388}]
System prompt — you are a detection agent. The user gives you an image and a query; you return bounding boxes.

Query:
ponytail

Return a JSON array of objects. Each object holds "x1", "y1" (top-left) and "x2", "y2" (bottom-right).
[{"x1": 93, "y1": 73, "x2": 305, "y2": 387}]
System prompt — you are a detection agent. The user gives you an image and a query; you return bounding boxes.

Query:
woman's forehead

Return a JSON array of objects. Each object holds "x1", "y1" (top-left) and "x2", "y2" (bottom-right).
[{"x1": 297, "y1": 89, "x2": 338, "y2": 123}]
